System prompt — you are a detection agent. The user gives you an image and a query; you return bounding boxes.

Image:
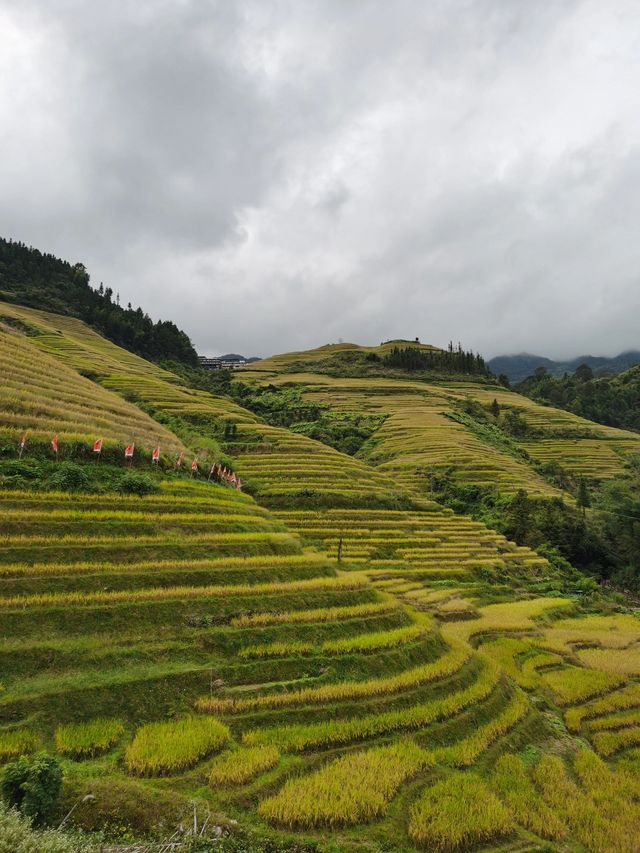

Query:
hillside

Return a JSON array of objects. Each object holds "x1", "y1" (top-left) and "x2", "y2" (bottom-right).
[
  {"x1": 0, "y1": 236, "x2": 198, "y2": 364},
  {"x1": 489, "y1": 350, "x2": 640, "y2": 383},
  {"x1": 2, "y1": 311, "x2": 640, "y2": 851},
  {"x1": 518, "y1": 363, "x2": 640, "y2": 433}
]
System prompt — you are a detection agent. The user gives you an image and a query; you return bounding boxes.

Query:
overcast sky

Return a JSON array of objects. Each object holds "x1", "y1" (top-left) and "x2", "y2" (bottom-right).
[{"x1": 1, "y1": 1, "x2": 640, "y2": 359}]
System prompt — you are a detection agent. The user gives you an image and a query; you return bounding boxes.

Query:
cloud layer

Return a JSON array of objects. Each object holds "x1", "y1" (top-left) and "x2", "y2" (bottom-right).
[{"x1": 1, "y1": 0, "x2": 639, "y2": 358}]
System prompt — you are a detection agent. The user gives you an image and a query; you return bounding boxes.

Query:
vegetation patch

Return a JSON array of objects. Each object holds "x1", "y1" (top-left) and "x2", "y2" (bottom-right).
[
  {"x1": 125, "y1": 716, "x2": 229, "y2": 775},
  {"x1": 208, "y1": 745, "x2": 280, "y2": 786},
  {"x1": 408, "y1": 773, "x2": 513, "y2": 851},
  {"x1": 258, "y1": 741, "x2": 429, "y2": 828},
  {"x1": 54, "y1": 718, "x2": 124, "y2": 759}
]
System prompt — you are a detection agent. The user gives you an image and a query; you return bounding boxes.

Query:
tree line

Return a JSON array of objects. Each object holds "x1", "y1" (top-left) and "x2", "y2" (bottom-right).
[
  {"x1": 0, "y1": 237, "x2": 198, "y2": 365},
  {"x1": 382, "y1": 343, "x2": 490, "y2": 376},
  {"x1": 518, "y1": 363, "x2": 640, "y2": 433}
]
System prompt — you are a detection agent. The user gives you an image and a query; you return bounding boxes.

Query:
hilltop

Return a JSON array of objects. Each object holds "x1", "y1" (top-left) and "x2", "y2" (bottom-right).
[{"x1": 1, "y1": 308, "x2": 640, "y2": 852}]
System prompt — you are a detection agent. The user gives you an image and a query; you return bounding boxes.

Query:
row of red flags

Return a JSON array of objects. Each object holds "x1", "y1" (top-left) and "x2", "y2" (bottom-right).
[{"x1": 18, "y1": 433, "x2": 242, "y2": 490}]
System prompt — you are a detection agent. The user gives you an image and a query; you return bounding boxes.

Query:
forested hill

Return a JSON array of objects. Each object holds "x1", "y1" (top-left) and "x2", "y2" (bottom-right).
[
  {"x1": 0, "y1": 236, "x2": 197, "y2": 365},
  {"x1": 518, "y1": 363, "x2": 640, "y2": 433},
  {"x1": 490, "y1": 350, "x2": 640, "y2": 383}
]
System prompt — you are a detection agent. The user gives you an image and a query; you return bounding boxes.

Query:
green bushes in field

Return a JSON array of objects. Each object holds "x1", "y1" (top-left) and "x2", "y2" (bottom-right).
[
  {"x1": 48, "y1": 463, "x2": 90, "y2": 492},
  {"x1": 0, "y1": 801, "x2": 95, "y2": 853},
  {"x1": 125, "y1": 716, "x2": 229, "y2": 775},
  {"x1": 118, "y1": 473, "x2": 158, "y2": 497},
  {"x1": 1, "y1": 754, "x2": 62, "y2": 827}
]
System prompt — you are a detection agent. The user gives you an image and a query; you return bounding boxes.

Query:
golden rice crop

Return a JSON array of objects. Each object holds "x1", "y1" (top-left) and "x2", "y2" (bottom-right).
[
  {"x1": 321, "y1": 617, "x2": 430, "y2": 655},
  {"x1": 592, "y1": 726, "x2": 640, "y2": 758},
  {"x1": 587, "y1": 708, "x2": 640, "y2": 732},
  {"x1": 540, "y1": 666, "x2": 625, "y2": 706},
  {"x1": 408, "y1": 773, "x2": 514, "y2": 851},
  {"x1": 532, "y1": 754, "x2": 636, "y2": 852},
  {"x1": 125, "y1": 716, "x2": 229, "y2": 775},
  {"x1": 239, "y1": 641, "x2": 313, "y2": 659},
  {"x1": 577, "y1": 647, "x2": 640, "y2": 675},
  {"x1": 208, "y1": 745, "x2": 280, "y2": 786},
  {"x1": 491, "y1": 753, "x2": 566, "y2": 840},
  {"x1": 242, "y1": 657, "x2": 499, "y2": 752},
  {"x1": 433, "y1": 689, "x2": 529, "y2": 767},
  {"x1": 0, "y1": 728, "x2": 39, "y2": 760},
  {"x1": 0, "y1": 574, "x2": 366, "y2": 610},
  {"x1": 573, "y1": 748, "x2": 640, "y2": 804},
  {"x1": 565, "y1": 683, "x2": 640, "y2": 732},
  {"x1": 55, "y1": 718, "x2": 124, "y2": 758},
  {"x1": 442, "y1": 598, "x2": 573, "y2": 647},
  {"x1": 258, "y1": 741, "x2": 430, "y2": 828},
  {"x1": 197, "y1": 638, "x2": 470, "y2": 715},
  {"x1": 230, "y1": 600, "x2": 397, "y2": 627},
  {"x1": 0, "y1": 552, "x2": 327, "y2": 579}
]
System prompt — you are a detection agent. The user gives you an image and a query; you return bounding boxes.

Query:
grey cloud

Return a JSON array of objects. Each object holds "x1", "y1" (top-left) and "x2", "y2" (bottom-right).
[{"x1": 1, "y1": 0, "x2": 639, "y2": 359}]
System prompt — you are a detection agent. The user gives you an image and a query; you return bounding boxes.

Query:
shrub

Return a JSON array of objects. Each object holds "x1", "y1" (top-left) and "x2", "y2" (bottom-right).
[
  {"x1": 118, "y1": 473, "x2": 158, "y2": 497},
  {"x1": 0, "y1": 801, "x2": 95, "y2": 853},
  {"x1": 1, "y1": 754, "x2": 63, "y2": 827},
  {"x1": 48, "y1": 463, "x2": 90, "y2": 492}
]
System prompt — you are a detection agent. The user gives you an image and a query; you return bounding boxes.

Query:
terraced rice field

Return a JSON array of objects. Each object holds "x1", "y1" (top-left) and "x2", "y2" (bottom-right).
[
  {"x1": 0, "y1": 319, "x2": 182, "y2": 453},
  {"x1": 239, "y1": 367, "x2": 640, "y2": 494},
  {"x1": 2, "y1": 313, "x2": 640, "y2": 850}
]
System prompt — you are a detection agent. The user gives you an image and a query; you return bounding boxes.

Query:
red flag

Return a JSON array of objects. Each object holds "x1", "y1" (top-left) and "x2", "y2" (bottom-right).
[
  {"x1": 51, "y1": 434, "x2": 58, "y2": 453},
  {"x1": 124, "y1": 443, "x2": 135, "y2": 459},
  {"x1": 176, "y1": 451, "x2": 183, "y2": 467},
  {"x1": 19, "y1": 433, "x2": 27, "y2": 450},
  {"x1": 191, "y1": 458, "x2": 198, "y2": 472},
  {"x1": 93, "y1": 438, "x2": 103, "y2": 454},
  {"x1": 152, "y1": 446, "x2": 160, "y2": 463}
]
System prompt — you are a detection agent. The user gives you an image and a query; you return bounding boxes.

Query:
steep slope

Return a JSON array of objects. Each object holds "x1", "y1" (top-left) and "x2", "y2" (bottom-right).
[
  {"x1": 2, "y1": 314, "x2": 640, "y2": 852},
  {"x1": 0, "y1": 320, "x2": 182, "y2": 453}
]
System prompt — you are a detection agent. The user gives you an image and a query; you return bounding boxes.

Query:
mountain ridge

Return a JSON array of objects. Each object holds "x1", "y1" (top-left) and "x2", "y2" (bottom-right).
[{"x1": 489, "y1": 350, "x2": 640, "y2": 383}]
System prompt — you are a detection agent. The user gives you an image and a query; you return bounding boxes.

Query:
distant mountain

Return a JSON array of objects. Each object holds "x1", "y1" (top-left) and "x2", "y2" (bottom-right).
[
  {"x1": 489, "y1": 351, "x2": 640, "y2": 383},
  {"x1": 218, "y1": 353, "x2": 261, "y2": 363}
]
